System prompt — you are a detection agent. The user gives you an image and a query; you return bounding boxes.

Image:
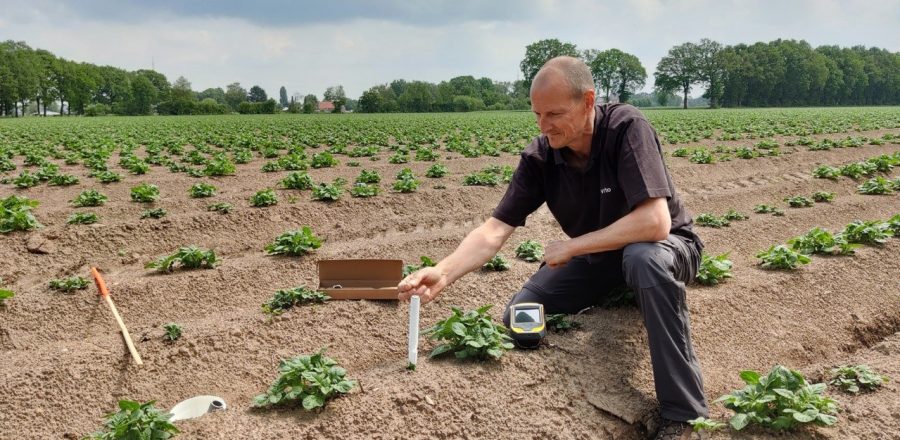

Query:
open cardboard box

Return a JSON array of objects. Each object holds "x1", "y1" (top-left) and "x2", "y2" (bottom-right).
[{"x1": 317, "y1": 259, "x2": 403, "y2": 300}]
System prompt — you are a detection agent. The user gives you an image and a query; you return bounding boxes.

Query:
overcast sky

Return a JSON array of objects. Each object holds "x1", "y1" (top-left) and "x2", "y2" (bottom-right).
[{"x1": 1, "y1": 0, "x2": 898, "y2": 99}]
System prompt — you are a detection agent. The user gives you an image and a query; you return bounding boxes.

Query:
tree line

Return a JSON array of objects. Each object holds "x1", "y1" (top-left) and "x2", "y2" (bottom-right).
[
  {"x1": 520, "y1": 38, "x2": 900, "y2": 109},
  {"x1": 2, "y1": 37, "x2": 898, "y2": 116}
]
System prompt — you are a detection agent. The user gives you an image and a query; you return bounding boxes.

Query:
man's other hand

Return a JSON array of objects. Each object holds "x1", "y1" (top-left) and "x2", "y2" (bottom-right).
[{"x1": 544, "y1": 240, "x2": 574, "y2": 268}]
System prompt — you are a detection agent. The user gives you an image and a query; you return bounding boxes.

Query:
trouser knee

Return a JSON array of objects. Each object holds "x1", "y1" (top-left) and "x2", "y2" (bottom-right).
[{"x1": 621, "y1": 242, "x2": 676, "y2": 292}]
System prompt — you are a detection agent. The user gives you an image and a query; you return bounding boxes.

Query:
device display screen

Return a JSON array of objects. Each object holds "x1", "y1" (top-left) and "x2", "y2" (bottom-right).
[{"x1": 514, "y1": 308, "x2": 541, "y2": 324}]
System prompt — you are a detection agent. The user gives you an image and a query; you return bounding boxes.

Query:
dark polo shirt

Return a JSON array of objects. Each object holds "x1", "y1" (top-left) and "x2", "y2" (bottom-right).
[{"x1": 492, "y1": 103, "x2": 702, "y2": 265}]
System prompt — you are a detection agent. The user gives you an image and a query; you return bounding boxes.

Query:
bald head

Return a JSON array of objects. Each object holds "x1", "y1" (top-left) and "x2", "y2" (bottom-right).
[{"x1": 531, "y1": 56, "x2": 595, "y2": 102}]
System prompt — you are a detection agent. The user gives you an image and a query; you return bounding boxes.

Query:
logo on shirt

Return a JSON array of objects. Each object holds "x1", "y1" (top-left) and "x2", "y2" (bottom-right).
[{"x1": 600, "y1": 187, "x2": 612, "y2": 194}]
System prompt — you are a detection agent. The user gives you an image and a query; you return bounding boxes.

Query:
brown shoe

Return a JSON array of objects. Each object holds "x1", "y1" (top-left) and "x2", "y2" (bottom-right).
[{"x1": 653, "y1": 418, "x2": 697, "y2": 440}]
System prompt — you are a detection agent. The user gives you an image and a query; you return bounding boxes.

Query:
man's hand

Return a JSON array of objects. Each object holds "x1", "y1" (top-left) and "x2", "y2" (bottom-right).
[
  {"x1": 397, "y1": 266, "x2": 448, "y2": 304},
  {"x1": 543, "y1": 240, "x2": 574, "y2": 268}
]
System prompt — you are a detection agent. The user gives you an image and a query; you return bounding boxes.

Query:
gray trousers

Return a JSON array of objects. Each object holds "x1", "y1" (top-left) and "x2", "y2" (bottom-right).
[{"x1": 503, "y1": 234, "x2": 708, "y2": 421}]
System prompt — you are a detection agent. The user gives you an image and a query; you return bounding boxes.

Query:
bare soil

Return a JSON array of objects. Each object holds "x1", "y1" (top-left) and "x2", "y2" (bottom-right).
[{"x1": 1, "y1": 129, "x2": 898, "y2": 439}]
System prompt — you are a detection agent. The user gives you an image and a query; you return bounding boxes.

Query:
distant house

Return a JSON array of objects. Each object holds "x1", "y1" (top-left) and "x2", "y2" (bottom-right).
[{"x1": 317, "y1": 101, "x2": 335, "y2": 112}]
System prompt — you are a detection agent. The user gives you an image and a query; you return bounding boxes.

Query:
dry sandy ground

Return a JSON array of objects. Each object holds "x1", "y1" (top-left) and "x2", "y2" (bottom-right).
[{"x1": 1, "y1": 127, "x2": 898, "y2": 439}]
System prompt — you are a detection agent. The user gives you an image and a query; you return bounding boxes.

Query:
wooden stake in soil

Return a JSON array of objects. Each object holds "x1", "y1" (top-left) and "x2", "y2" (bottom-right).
[{"x1": 91, "y1": 267, "x2": 143, "y2": 365}]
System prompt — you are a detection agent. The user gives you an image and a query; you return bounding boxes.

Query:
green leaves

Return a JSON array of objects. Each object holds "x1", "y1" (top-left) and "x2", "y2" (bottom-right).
[
  {"x1": 784, "y1": 195, "x2": 813, "y2": 208},
  {"x1": 696, "y1": 253, "x2": 733, "y2": 285},
  {"x1": 514, "y1": 240, "x2": 544, "y2": 262},
  {"x1": 423, "y1": 305, "x2": 514, "y2": 361},
  {"x1": 253, "y1": 348, "x2": 355, "y2": 410},
  {"x1": 141, "y1": 208, "x2": 167, "y2": 219},
  {"x1": 857, "y1": 176, "x2": 895, "y2": 194},
  {"x1": 163, "y1": 323, "x2": 183, "y2": 342},
  {"x1": 402, "y1": 256, "x2": 437, "y2": 277},
  {"x1": 756, "y1": 245, "x2": 811, "y2": 270},
  {"x1": 262, "y1": 286, "x2": 329, "y2": 315},
  {"x1": 207, "y1": 202, "x2": 232, "y2": 214},
  {"x1": 787, "y1": 227, "x2": 857, "y2": 256},
  {"x1": 86, "y1": 399, "x2": 179, "y2": 440},
  {"x1": 392, "y1": 168, "x2": 420, "y2": 193},
  {"x1": 829, "y1": 365, "x2": 888, "y2": 394},
  {"x1": 250, "y1": 188, "x2": 278, "y2": 206},
  {"x1": 753, "y1": 204, "x2": 784, "y2": 216},
  {"x1": 312, "y1": 179, "x2": 344, "y2": 201},
  {"x1": 687, "y1": 417, "x2": 726, "y2": 432},
  {"x1": 812, "y1": 165, "x2": 840, "y2": 180},
  {"x1": 841, "y1": 220, "x2": 893, "y2": 245},
  {"x1": 715, "y1": 365, "x2": 839, "y2": 432},
  {"x1": 265, "y1": 227, "x2": 323, "y2": 256},
  {"x1": 282, "y1": 171, "x2": 314, "y2": 190},
  {"x1": 311, "y1": 151, "x2": 338, "y2": 168},
  {"x1": 130, "y1": 183, "x2": 160, "y2": 203},
  {"x1": 146, "y1": 246, "x2": 218, "y2": 272},
  {"x1": 425, "y1": 163, "x2": 448, "y2": 178},
  {"x1": 546, "y1": 313, "x2": 582, "y2": 332},
  {"x1": 203, "y1": 154, "x2": 236, "y2": 176},
  {"x1": 462, "y1": 165, "x2": 513, "y2": 186},
  {"x1": 1, "y1": 195, "x2": 42, "y2": 233},
  {"x1": 0, "y1": 289, "x2": 13, "y2": 305},
  {"x1": 695, "y1": 213, "x2": 730, "y2": 227},
  {"x1": 482, "y1": 254, "x2": 510, "y2": 271},
  {"x1": 71, "y1": 189, "x2": 108, "y2": 207},
  {"x1": 49, "y1": 276, "x2": 89, "y2": 292},
  {"x1": 355, "y1": 169, "x2": 381, "y2": 184},
  {"x1": 812, "y1": 191, "x2": 835, "y2": 203},
  {"x1": 350, "y1": 182, "x2": 379, "y2": 198},
  {"x1": 189, "y1": 182, "x2": 217, "y2": 198}
]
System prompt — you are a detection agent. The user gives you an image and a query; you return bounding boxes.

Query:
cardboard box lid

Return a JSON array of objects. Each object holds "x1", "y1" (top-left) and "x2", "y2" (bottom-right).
[{"x1": 317, "y1": 259, "x2": 403, "y2": 300}]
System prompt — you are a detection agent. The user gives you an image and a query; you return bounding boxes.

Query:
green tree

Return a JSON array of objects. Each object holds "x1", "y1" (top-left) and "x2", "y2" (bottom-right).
[
  {"x1": 696, "y1": 39, "x2": 725, "y2": 107},
  {"x1": 323, "y1": 85, "x2": 346, "y2": 112},
  {"x1": 588, "y1": 49, "x2": 646, "y2": 103},
  {"x1": 128, "y1": 74, "x2": 157, "y2": 115},
  {"x1": 398, "y1": 81, "x2": 435, "y2": 112},
  {"x1": 519, "y1": 39, "x2": 580, "y2": 90},
  {"x1": 654, "y1": 42, "x2": 701, "y2": 109},
  {"x1": 279, "y1": 86, "x2": 288, "y2": 107},
  {"x1": 302, "y1": 94, "x2": 318, "y2": 113},
  {"x1": 248, "y1": 85, "x2": 267, "y2": 102},
  {"x1": 197, "y1": 87, "x2": 225, "y2": 104},
  {"x1": 224, "y1": 82, "x2": 247, "y2": 111}
]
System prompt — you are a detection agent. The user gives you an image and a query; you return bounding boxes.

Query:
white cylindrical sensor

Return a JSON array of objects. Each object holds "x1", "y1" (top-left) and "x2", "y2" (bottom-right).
[{"x1": 408, "y1": 295, "x2": 420, "y2": 367}]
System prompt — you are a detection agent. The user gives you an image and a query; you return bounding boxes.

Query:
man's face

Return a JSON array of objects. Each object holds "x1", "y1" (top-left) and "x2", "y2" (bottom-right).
[{"x1": 530, "y1": 75, "x2": 590, "y2": 148}]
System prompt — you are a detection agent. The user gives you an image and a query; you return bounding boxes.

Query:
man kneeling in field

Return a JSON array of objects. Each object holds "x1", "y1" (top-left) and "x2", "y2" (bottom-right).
[{"x1": 398, "y1": 56, "x2": 707, "y2": 440}]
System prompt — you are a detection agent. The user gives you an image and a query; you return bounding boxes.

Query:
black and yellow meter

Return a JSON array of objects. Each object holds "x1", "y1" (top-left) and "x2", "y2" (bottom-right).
[{"x1": 508, "y1": 302, "x2": 546, "y2": 348}]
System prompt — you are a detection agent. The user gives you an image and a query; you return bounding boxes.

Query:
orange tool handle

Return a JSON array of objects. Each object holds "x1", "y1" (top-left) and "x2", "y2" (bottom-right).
[{"x1": 91, "y1": 267, "x2": 110, "y2": 297}]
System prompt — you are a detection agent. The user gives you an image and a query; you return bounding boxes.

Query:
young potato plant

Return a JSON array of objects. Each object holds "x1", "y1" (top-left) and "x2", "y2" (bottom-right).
[
  {"x1": 67, "y1": 212, "x2": 99, "y2": 225},
  {"x1": 355, "y1": 169, "x2": 381, "y2": 184},
  {"x1": 86, "y1": 400, "x2": 179, "y2": 440},
  {"x1": 754, "y1": 204, "x2": 784, "y2": 216},
  {"x1": 423, "y1": 305, "x2": 514, "y2": 360},
  {"x1": 888, "y1": 214, "x2": 900, "y2": 237},
  {"x1": 265, "y1": 227, "x2": 323, "y2": 256},
  {"x1": 857, "y1": 176, "x2": 894, "y2": 195},
  {"x1": 841, "y1": 220, "x2": 893, "y2": 245},
  {"x1": 483, "y1": 254, "x2": 510, "y2": 271},
  {"x1": 189, "y1": 182, "x2": 217, "y2": 198},
  {"x1": 71, "y1": 189, "x2": 108, "y2": 207},
  {"x1": 350, "y1": 182, "x2": 379, "y2": 198},
  {"x1": 311, "y1": 151, "x2": 338, "y2": 168},
  {"x1": 312, "y1": 179, "x2": 345, "y2": 202},
  {"x1": 687, "y1": 417, "x2": 726, "y2": 433},
  {"x1": 48, "y1": 174, "x2": 79, "y2": 186},
  {"x1": 402, "y1": 256, "x2": 437, "y2": 277},
  {"x1": 1, "y1": 195, "x2": 42, "y2": 233},
  {"x1": 829, "y1": 365, "x2": 888, "y2": 394},
  {"x1": 207, "y1": 202, "x2": 232, "y2": 214},
  {"x1": 250, "y1": 188, "x2": 278, "y2": 206},
  {"x1": 515, "y1": 240, "x2": 544, "y2": 262},
  {"x1": 93, "y1": 170, "x2": 122, "y2": 184},
  {"x1": 462, "y1": 170, "x2": 500, "y2": 186},
  {"x1": 203, "y1": 155, "x2": 236, "y2": 176},
  {"x1": 0, "y1": 289, "x2": 15, "y2": 305},
  {"x1": 141, "y1": 208, "x2": 167, "y2": 219},
  {"x1": 787, "y1": 227, "x2": 857, "y2": 256},
  {"x1": 812, "y1": 191, "x2": 835, "y2": 203},
  {"x1": 282, "y1": 171, "x2": 314, "y2": 190},
  {"x1": 163, "y1": 323, "x2": 182, "y2": 342},
  {"x1": 696, "y1": 253, "x2": 733, "y2": 285},
  {"x1": 425, "y1": 163, "x2": 448, "y2": 178},
  {"x1": 546, "y1": 313, "x2": 582, "y2": 332},
  {"x1": 49, "y1": 276, "x2": 89, "y2": 292},
  {"x1": 756, "y1": 245, "x2": 811, "y2": 270},
  {"x1": 146, "y1": 246, "x2": 218, "y2": 272},
  {"x1": 784, "y1": 196, "x2": 813, "y2": 208},
  {"x1": 130, "y1": 183, "x2": 160, "y2": 203},
  {"x1": 253, "y1": 348, "x2": 356, "y2": 410},
  {"x1": 715, "y1": 365, "x2": 839, "y2": 431},
  {"x1": 262, "y1": 286, "x2": 329, "y2": 315},
  {"x1": 12, "y1": 170, "x2": 40, "y2": 188},
  {"x1": 695, "y1": 213, "x2": 730, "y2": 227},
  {"x1": 723, "y1": 209, "x2": 749, "y2": 221},
  {"x1": 393, "y1": 168, "x2": 420, "y2": 193}
]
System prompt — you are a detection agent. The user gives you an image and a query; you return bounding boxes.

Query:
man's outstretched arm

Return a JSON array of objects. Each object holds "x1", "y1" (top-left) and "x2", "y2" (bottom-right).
[{"x1": 398, "y1": 217, "x2": 516, "y2": 304}]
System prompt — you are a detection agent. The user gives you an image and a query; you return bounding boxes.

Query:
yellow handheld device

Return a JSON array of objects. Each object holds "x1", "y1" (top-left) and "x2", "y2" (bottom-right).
[{"x1": 508, "y1": 302, "x2": 546, "y2": 349}]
